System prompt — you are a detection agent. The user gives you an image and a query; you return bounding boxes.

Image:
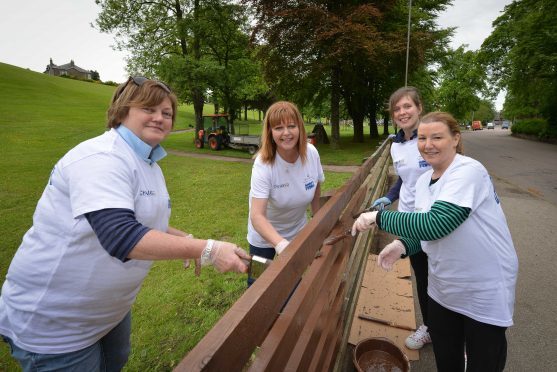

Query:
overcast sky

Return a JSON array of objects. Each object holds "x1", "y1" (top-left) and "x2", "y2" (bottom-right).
[{"x1": 0, "y1": 0, "x2": 512, "y2": 108}]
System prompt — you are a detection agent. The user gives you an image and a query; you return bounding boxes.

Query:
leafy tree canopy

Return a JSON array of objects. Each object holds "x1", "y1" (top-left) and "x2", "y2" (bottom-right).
[{"x1": 480, "y1": 0, "x2": 557, "y2": 126}]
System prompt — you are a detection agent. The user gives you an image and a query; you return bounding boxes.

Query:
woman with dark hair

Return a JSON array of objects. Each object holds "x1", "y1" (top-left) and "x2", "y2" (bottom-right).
[
  {"x1": 353, "y1": 111, "x2": 518, "y2": 371},
  {"x1": 372, "y1": 86, "x2": 433, "y2": 350},
  {"x1": 247, "y1": 101, "x2": 324, "y2": 285},
  {"x1": 0, "y1": 77, "x2": 249, "y2": 371}
]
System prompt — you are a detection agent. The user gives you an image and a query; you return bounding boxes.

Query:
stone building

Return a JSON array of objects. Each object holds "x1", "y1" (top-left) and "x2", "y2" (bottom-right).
[{"x1": 44, "y1": 58, "x2": 92, "y2": 80}]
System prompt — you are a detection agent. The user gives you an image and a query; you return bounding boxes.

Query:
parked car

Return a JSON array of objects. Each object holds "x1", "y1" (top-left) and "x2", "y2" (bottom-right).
[
  {"x1": 487, "y1": 122, "x2": 495, "y2": 130},
  {"x1": 501, "y1": 121, "x2": 510, "y2": 129}
]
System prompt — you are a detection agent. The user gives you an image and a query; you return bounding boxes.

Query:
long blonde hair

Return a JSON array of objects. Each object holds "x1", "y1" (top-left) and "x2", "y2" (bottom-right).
[{"x1": 257, "y1": 101, "x2": 308, "y2": 164}]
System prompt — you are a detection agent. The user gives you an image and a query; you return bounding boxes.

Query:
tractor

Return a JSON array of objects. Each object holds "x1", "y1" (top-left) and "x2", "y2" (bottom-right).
[
  {"x1": 194, "y1": 114, "x2": 230, "y2": 151},
  {"x1": 194, "y1": 114, "x2": 260, "y2": 154}
]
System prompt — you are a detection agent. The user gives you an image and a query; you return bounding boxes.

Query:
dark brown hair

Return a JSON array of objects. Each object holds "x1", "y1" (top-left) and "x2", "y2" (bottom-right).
[{"x1": 388, "y1": 86, "x2": 423, "y2": 117}]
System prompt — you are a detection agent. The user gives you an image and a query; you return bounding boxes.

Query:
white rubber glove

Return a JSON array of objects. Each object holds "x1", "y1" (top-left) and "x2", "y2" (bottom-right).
[
  {"x1": 275, "y1": 239, "x2": 290, "y2": 255},
  {"x1": 351, "y1": 211, "x2": 378, "y2": 236},
  {"x1": 371, "y1": 196, "x2": 391, "y2": 210},
  {"x1": 377, "y1": 240, "x2": 406, "y2": 271},
  {"x1": 201, "y1": 240, "x2": 251, "y2": 273}
]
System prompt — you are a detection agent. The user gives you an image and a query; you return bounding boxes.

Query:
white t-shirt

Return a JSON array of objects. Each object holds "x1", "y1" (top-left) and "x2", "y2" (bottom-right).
[
  {"x1": 247, "y1": 144, "x2": 325, "y2": 248},
  {"x1": 414, "y1": 154, "x2": 518, "y2": 327},
  {"x1": 391, "y1": 137, "x2": 431, "y2": 212},
  {"x1": 0, "y1": 129, "x2": 171, "y2": 353}
]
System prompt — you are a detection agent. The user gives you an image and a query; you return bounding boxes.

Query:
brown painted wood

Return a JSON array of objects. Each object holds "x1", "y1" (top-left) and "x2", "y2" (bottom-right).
[
  {"x1": 174, "y1": 140, "x2": 392, "y2": 372},
  {"x1": 251, "y1": 238, "x2": 350, "y2": 371}
]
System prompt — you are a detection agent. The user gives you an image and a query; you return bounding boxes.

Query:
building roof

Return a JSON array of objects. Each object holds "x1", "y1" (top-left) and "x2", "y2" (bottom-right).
[{"x1": 48, "y1": 59, "x2": 90, "y2": 73}]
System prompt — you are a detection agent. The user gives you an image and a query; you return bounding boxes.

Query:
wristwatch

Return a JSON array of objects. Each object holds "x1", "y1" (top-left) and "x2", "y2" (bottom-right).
[{"x1": 201, "y1": 239, "x2": 215, "y2": 266}]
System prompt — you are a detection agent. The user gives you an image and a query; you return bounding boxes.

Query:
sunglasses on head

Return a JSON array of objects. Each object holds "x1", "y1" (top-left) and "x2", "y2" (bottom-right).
[{"x1": 128, "y1": 76, "x2": 172, "y2": 93}]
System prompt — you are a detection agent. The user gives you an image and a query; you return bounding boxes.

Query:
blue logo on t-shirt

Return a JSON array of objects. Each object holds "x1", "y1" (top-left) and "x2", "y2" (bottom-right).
[
  {"x1": 490, "y1": 177, "x2": 500, "y2": 204},
  {"x1": 418, "y1": 159, "x2": 430, "y2": 168},
  {"x1": 305, "y1": 180, "x2": 315, "y2": 190}
]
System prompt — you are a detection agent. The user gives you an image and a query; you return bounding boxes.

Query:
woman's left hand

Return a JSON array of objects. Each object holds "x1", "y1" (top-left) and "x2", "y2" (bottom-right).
[
  {"x1": 351, "y1": 211, "x2": 378, "y2": 236},
  {"x1": 377, "y1": 240, "x2": 405, "y2": 271}
]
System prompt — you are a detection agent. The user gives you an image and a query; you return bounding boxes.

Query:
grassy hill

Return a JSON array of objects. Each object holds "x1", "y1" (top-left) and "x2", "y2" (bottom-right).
[{"x1": 0, "y1": 63, "x2": 357, "y2": 371}]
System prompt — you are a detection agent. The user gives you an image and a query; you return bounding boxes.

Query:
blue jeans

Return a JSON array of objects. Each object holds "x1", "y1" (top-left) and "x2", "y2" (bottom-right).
[{"x1": 2, "y1": 311, "x2": 131, "y2": 372}]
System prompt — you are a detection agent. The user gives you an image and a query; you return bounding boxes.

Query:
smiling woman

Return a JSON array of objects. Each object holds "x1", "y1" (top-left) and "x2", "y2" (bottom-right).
[
  {"x1": 246, "y1": 101, "x2": 325, "y2": 286},
  {"x1": 0, "y1": 76, "x2": 250, "y2": 371},
  {"x1": 353, "y1": 111, "x2": 518, "y2": 371},
  {"x1": 418, "y1": 112, "x2": 462, "y2": 179}
]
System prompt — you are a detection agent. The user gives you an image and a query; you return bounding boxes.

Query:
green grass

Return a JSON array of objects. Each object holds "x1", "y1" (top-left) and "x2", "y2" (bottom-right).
[
  {"x1": 165, "y1": 123, "x2": 385, "y2": 165},
  {"x1": 0, "y1": 62, "x2": 384, "y2": 371}
]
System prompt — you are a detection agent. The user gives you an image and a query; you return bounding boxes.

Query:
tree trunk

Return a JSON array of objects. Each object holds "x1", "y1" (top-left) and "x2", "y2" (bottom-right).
[
  {"x1": 193, "y1": 0, "x2": 204, "y2": 132},
  {"x1": 383, "y1": 112, "x2": 390, "y2": 136},
  {"x1": 368, "y1": 105, "x2": 379, "y2": 139},
  {"x1": 352, "y1": 114, "x2": 365, "y2": 142},
  {"x1": 193, "y1": 89, "x2": 204, "y2": 132},
  {"x1": 330, "y1": 66, "x2": 341, "y2": 149}
]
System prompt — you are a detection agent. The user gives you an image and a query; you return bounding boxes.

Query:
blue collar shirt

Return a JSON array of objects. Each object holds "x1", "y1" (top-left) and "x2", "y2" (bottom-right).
[{"x1": 116, "y1": 125, "x2": 167, "y2": 165}]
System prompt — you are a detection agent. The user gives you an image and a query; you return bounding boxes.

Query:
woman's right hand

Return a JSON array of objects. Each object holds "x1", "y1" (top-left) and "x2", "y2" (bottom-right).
[{"x1": 207, "y1": 241, "x2": 251, "y2": 273}]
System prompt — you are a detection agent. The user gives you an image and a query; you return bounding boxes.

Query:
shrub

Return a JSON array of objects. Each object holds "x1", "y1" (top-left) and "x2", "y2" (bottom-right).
[{"x1": 511, "y1": 118, "x2": 547, "y2": 136}]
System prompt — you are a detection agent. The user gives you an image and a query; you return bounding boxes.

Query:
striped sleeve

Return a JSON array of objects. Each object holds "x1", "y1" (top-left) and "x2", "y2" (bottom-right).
[
  {"x1": 399, "y1": 237, "x2": 422, "y2": 257},
  {"x1": 378, "y1": 200, "x2": 471, "y2": 241},
  {"x1": 85, "y1": 208, "x2": 151, "y2": 262}
]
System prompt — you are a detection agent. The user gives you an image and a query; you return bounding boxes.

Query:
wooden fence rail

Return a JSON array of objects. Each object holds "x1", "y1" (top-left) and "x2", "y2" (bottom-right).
[{"x1": 175, "y1": 139, "x2": 392, "y2": 371}]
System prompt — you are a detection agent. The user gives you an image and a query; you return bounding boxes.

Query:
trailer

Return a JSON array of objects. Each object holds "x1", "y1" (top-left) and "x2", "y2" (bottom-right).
[{"x1": 228, "y1": 123, "x2": 260, "y2": 155}]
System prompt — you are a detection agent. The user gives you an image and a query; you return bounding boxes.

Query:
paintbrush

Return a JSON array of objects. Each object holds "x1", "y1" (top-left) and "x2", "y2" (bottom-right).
[
  {"x1": 323, "y1": 229, "x2": 353, "y2": 245},
  {"x1": 358, "y1": 314, "x2": 415, "y2": 332}
]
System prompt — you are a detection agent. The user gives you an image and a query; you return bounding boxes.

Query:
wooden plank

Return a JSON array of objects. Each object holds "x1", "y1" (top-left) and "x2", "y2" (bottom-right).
[
  {"x1": 333, "y1": 148, "x2": 392, "y2": 371},
  {"x1": 249, "y1": 229, "x2": 350, "y2": 370},
  {"x1": 281, "y1": 241, "x2": 350, "y2": 371},
  {"x1": 175, "y1": 139, "x2": 392, "y2": 371}
]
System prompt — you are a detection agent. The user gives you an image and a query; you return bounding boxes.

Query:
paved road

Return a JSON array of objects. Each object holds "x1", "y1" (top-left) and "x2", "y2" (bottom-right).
[
  {"x1": 410, "y1": 129, "x2": 557, "y2": 371},
  {"x1": 462, "y1": 128, "x2": 557, "y2": 205}
]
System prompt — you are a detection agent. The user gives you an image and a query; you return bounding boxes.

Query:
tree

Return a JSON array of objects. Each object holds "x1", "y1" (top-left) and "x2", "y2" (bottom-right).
[
  {"x1": 480, "y1": 0, "x2": 557, "y2": 129},
  {"x1": 90, "y1": 70, "x2": 100, "y2": 81},
  {"x1": 472, "y1": 100, "x2": 496, "y2": 125},
  {"x1": 196, "y1": 1, "x2": 260, "y2": 130},
  {"x1": 247, "y1": 1, "x2": 400, "y2": 145},
  {"x1": 95, "y1": 0, "x2": 237, "y2": 133},
  {"x1": 246, "y1": 0, "x2": 452, "y2": 145},
  {"x1": 433, "y1": 46, "x2": 487, "y2": 121}
]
